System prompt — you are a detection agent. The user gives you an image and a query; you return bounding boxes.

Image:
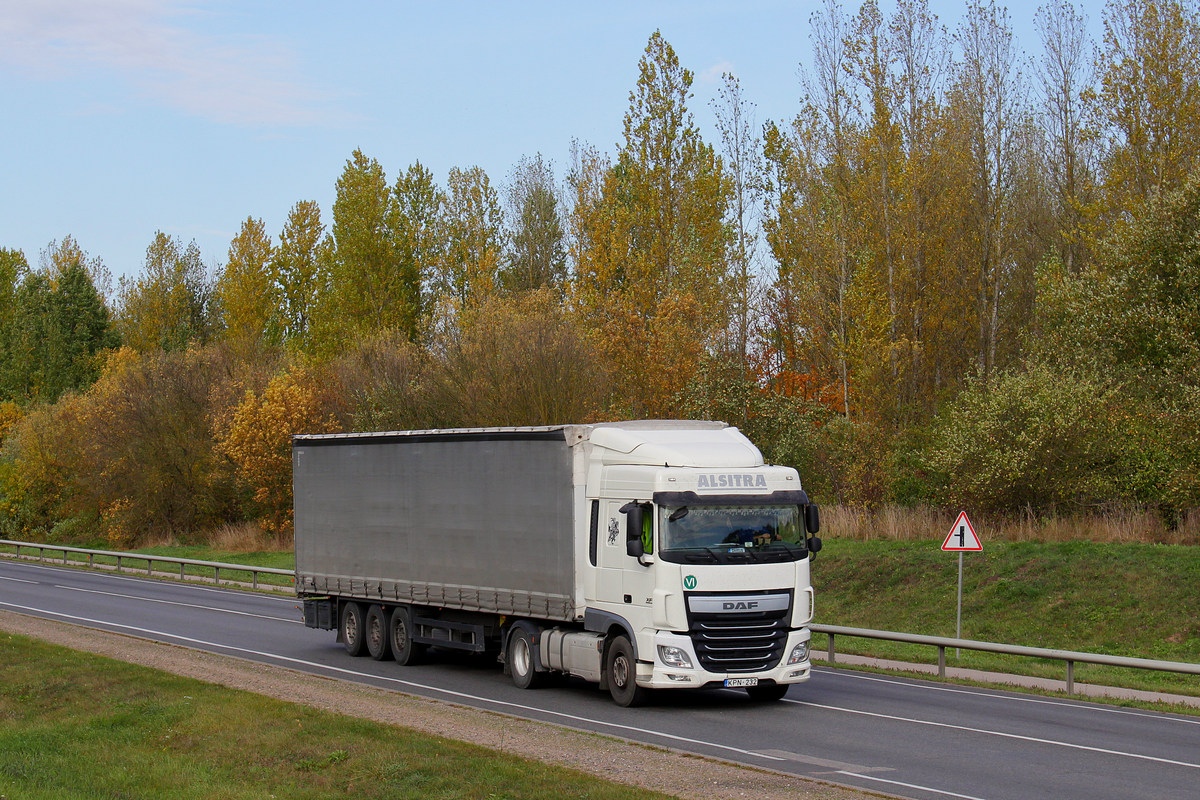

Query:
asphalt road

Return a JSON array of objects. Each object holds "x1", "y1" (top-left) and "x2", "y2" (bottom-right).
[{"x1": 2, "y1": 558, "x2": 1198, "y2": 800}]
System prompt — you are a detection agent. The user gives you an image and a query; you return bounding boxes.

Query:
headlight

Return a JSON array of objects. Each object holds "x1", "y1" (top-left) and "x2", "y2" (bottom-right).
[
  {"x1": 657, "y1": 644, "x2": 694, "y2": 669},
  {"x1": 787, "y1": 641, "x2": 809, "y2": 665}
]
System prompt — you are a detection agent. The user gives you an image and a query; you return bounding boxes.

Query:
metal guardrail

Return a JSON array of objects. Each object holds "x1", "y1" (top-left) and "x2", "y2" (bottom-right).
[
  {"x1": 811, "y1": 623, "x2": 1200, "y2": 693},
  {"x1": 0, "y1": 539, "x2": 293, "y2": 591}
]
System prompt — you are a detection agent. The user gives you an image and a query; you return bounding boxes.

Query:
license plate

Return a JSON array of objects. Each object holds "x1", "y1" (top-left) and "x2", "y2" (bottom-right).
[{"x1": 724, "y1": 677, "x2": 758, "y2": 687}]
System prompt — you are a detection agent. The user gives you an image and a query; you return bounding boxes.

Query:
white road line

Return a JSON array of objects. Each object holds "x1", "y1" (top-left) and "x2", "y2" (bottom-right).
[
  {"x1": 839, "y1": 771, "x2": 990, "y2": 800},
  {"x1": 52, "y1": 585, "x2": 301, "y2": 624},
  {"x1": 816, "y1": 668, "x2": 1200, "y2": 726},
  {"x1": 0, "y1": 600, "x2": 786, "y2": 763},
  {"x1": 0, "y1": 575, "x2": 38, "y2": 584},
  {"x1": 792, "y1": 699, "x2": 1200, "y2": 771}
]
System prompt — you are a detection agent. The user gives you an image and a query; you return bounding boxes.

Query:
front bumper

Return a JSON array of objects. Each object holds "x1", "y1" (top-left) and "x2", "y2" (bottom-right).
[{"x1": 638, "y1": 628, "x2": 813, "y2": 690}]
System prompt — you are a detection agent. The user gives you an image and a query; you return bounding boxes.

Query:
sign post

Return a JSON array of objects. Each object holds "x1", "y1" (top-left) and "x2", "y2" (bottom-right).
[{"x1": 941, "y1": 511, "x2": 982, "y2": 655}]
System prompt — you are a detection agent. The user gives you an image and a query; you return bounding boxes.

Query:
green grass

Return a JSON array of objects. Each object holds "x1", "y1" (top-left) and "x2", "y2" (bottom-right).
[
  {"x1": 0, "y1": 632, "x2": 673, "y2": 800},
  {"x1": 810, "y1": 539, "x2": 1200, "y2": 697}
]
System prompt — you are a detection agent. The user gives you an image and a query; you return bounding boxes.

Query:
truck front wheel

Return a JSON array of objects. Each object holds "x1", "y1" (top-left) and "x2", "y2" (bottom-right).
[
  {"x1": 508, "y1": 627, "x2": 546, "y2": 689},
  {"x1": 606, "y1": 636, "x2": 647, "y2": 707},
  {"x1": 340, "y1": 601, "x2": 365, "y2": 657}
]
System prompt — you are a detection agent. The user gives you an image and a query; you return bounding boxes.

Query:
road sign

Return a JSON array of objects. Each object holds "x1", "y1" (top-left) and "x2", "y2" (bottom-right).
[{"x1": 942, "y1": 511, "x2": 982, "y2": 551}]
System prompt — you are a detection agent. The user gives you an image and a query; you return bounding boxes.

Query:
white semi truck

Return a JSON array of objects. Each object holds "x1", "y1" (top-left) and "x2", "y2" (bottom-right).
[{"x1": 294, "y1": 420, "x2": 822, "y2": 706}]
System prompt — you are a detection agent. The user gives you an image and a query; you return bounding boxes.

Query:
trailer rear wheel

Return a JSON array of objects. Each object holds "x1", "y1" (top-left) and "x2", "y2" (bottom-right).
[
  {"x1": 365, "y1": 605, "x2": 392, "y2": 661},
  {"x1": 508, "y1": 627, "x2": 545, "y2": 689},
  {"x1": 340, "y1": 601, "x2": 365, "y2": 657},
  {"x1": 390, "y1": 605, "x2": 425, "y2": 666},
  {"x1": 606, "y1": 635, "x2": 647, "y2": 707}
]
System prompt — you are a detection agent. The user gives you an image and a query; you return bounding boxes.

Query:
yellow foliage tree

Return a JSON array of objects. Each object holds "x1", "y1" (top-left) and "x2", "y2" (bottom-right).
[{"x1": 218, "y1": 367, "x2": 341, "y2": 541}]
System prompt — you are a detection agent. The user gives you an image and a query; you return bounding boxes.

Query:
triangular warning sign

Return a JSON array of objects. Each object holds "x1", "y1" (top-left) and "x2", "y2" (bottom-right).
[{"x1": 942, "y1": 511, "x2": 982, "y2": 551}]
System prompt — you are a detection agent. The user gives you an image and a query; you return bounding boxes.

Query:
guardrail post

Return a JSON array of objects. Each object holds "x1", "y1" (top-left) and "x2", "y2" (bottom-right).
[
  {"x1": 116, "y1": 556, "x2": 122, "y2": 573},
  {"x1": 1067, "y1": 660, "x2": 1075, "y2": 694},
  {"x1": 938, "y1": 646, "x2": 946, "y2": 678},
  {"x1": 215, "y1": 567, "x2": 221, "y2": 585},
  {"x1": 827, "y1": 632, "x2": 835, "y2": 664},
  {"x1": 147, "y1": 559, "x2": 153, "y2": 576},
  {"x1": 253, "y1": 571, "x2": 259, "y2": 590}
]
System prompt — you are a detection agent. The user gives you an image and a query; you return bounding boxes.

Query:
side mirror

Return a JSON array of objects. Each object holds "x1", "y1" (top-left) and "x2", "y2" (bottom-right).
[
  {"x1": 621, "y1": 501, "x2": 651, "y2": 561},
  {"x1": 804, "y1": 504, "x2": 820, "y2": 534},
  {"x1": 807, "y1": 536, "x2": 823, "y2": 555}
]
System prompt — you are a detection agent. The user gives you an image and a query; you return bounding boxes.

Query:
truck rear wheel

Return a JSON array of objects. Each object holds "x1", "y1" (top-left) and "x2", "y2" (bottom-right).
[
  {"x1": 508, "y1": 627, "x2": 546, "y2": 689},
  {"x1": 340, "y1": 601, "x2": 365, "y2": 657},
  {"x1": 389, "y1": 605, "x2": 425, "y2": 666},
  {"x1": 365, "y1": 605, "x2": 391, "y2": 661},
  {"x1": 606, "y1": 635, "x2": 647, "y2": 707}
]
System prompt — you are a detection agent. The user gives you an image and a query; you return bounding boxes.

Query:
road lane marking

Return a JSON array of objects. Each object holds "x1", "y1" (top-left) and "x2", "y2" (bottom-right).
[
  {"x1": 0, "y1": 600, "x2": 786, "y2": 764},
  {"x1": 758, "y1": 749, "x2": 891, "y2": 773},
  {"x1": 816, "y1": 668, "x2": 1200, "y2": 727},
  {"x1": 839, "y1": 771, "x2": 990, "y2": 800},
  {"x1": 0, "y1": 575, "x2": 38, "y2": 584},
  {"x1": 792, "y1": 699, "x2": 1200, "y2": 771},
  {"x1": 52, "y1": 585, "x2": 301, "y2": 624}
]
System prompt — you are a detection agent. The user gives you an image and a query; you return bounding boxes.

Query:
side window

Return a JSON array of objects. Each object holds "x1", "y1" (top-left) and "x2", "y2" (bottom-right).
[{"x1": 589, "y1": 500, "x2": 599, "y2": 566}]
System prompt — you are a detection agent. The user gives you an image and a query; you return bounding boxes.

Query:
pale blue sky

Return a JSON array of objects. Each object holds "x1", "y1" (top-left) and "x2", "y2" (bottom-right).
[{"x1": 1, "y1": 1, "x2": 1092, "y2": 284}]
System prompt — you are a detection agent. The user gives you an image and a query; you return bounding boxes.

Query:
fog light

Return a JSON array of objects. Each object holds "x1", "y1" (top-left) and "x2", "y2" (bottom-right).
[
  {"x1": 658, "y1": 644, "x2": 694, "y2": 669},
  {"x1": 787, "y1": 641, "x2": 809, "y2": 665},
  {"x1": 666, "y1": 673, "x2": 693, "y2": 682}
]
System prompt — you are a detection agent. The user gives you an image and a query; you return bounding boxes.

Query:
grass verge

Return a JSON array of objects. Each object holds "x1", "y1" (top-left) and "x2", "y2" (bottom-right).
[
  {"x1": 811, "y1": 538, "x2": 1200, "y2": 698},
  {"x1": 0, "y1": 631, "x2": 672, "y2": 800}
]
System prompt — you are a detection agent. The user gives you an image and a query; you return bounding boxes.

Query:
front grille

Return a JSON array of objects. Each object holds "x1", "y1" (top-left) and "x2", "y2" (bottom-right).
[{"x1": 688, "y1": 610, "x2": 790, "y2": 673}]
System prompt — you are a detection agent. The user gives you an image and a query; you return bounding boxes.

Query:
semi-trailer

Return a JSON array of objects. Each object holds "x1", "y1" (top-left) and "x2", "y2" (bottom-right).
[{"x1": 294, "y1": 420, "x2": 821, "y2": 706}]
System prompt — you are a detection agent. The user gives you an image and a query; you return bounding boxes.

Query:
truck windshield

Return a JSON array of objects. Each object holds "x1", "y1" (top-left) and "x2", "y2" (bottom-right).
[{"x1": 658, "y1": 505, "x2": 807, "y2": 564}]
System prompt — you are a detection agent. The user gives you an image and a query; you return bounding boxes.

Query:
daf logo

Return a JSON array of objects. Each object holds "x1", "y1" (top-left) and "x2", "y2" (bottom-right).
[
  {"x1": 688, "y1": 593, "x2": 790, "y2": 614},
  {"x1": 723, "y1": 600, "x2": 759, "y2": 611}
]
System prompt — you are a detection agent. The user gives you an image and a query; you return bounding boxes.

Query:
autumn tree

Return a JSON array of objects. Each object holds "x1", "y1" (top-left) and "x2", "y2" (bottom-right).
[
  {"x1": 426, "y1": 290, "x2": 607, "y2": 427},
  {"x1": 214, "y1": 217, "x2": 278, "y2": 351},
  {"x1": 435, "y1": 165, "x2": 505, "y2": 314},
  {"x1": 314, "y1": 149, "x2": 422, "y2": 352},
  {"x1": 712, "y1": 73, "x2": 763, "y2": 369},
  {"x1": 0, "y1": 239, "x2": 116, "y2": 403},
  {"x1": 502, "y1": 154, "x2": 567, "y2": 294},
  {"x1": 1090, "y1": 0, "x2": 1200, "y2": 218},
  {"x1": 116, "y1": 232, "x2": 212, "y2": 352},
  {"x1": 571, "y1": 31, "x2": 731, "y2": 415},
  {"x1": 392, "y1": 162, "x2": 444, "y2": 343},
  {"x1": 270, "y1": 200, "x2": 326, "y2": 351},
  {"x1": 218, "y1": 365, "x2": 342, "y2": 540},
  {"x1": 952, "y1": 0, "x2": 1034, "y2": 380},
  {"x1": 1036, "y1": 0, "x2": 1098, "y2": 274}
]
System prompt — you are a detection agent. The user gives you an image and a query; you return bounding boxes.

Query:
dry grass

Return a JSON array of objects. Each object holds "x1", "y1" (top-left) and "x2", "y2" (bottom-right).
[
  {"x1": 826, "y1": 505, "x2": 1200, "y2": 545},
  {"x1": 208, "y1": 521, "x2": 278, "y2": 552}
]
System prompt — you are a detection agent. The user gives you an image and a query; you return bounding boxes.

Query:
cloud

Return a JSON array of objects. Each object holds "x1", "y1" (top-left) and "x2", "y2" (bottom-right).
[
  {"x1": 0, "y1": 0, "x2": 334, "y2": 127},
  {"x1": 698, "y1": 61, "x2": 736, "y2": 85}
]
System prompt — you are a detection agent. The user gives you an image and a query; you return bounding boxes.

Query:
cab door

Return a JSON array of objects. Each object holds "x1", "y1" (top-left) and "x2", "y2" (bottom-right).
[{"x1": 619, "y1": 501, "x2": 655, "y2": 613}]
